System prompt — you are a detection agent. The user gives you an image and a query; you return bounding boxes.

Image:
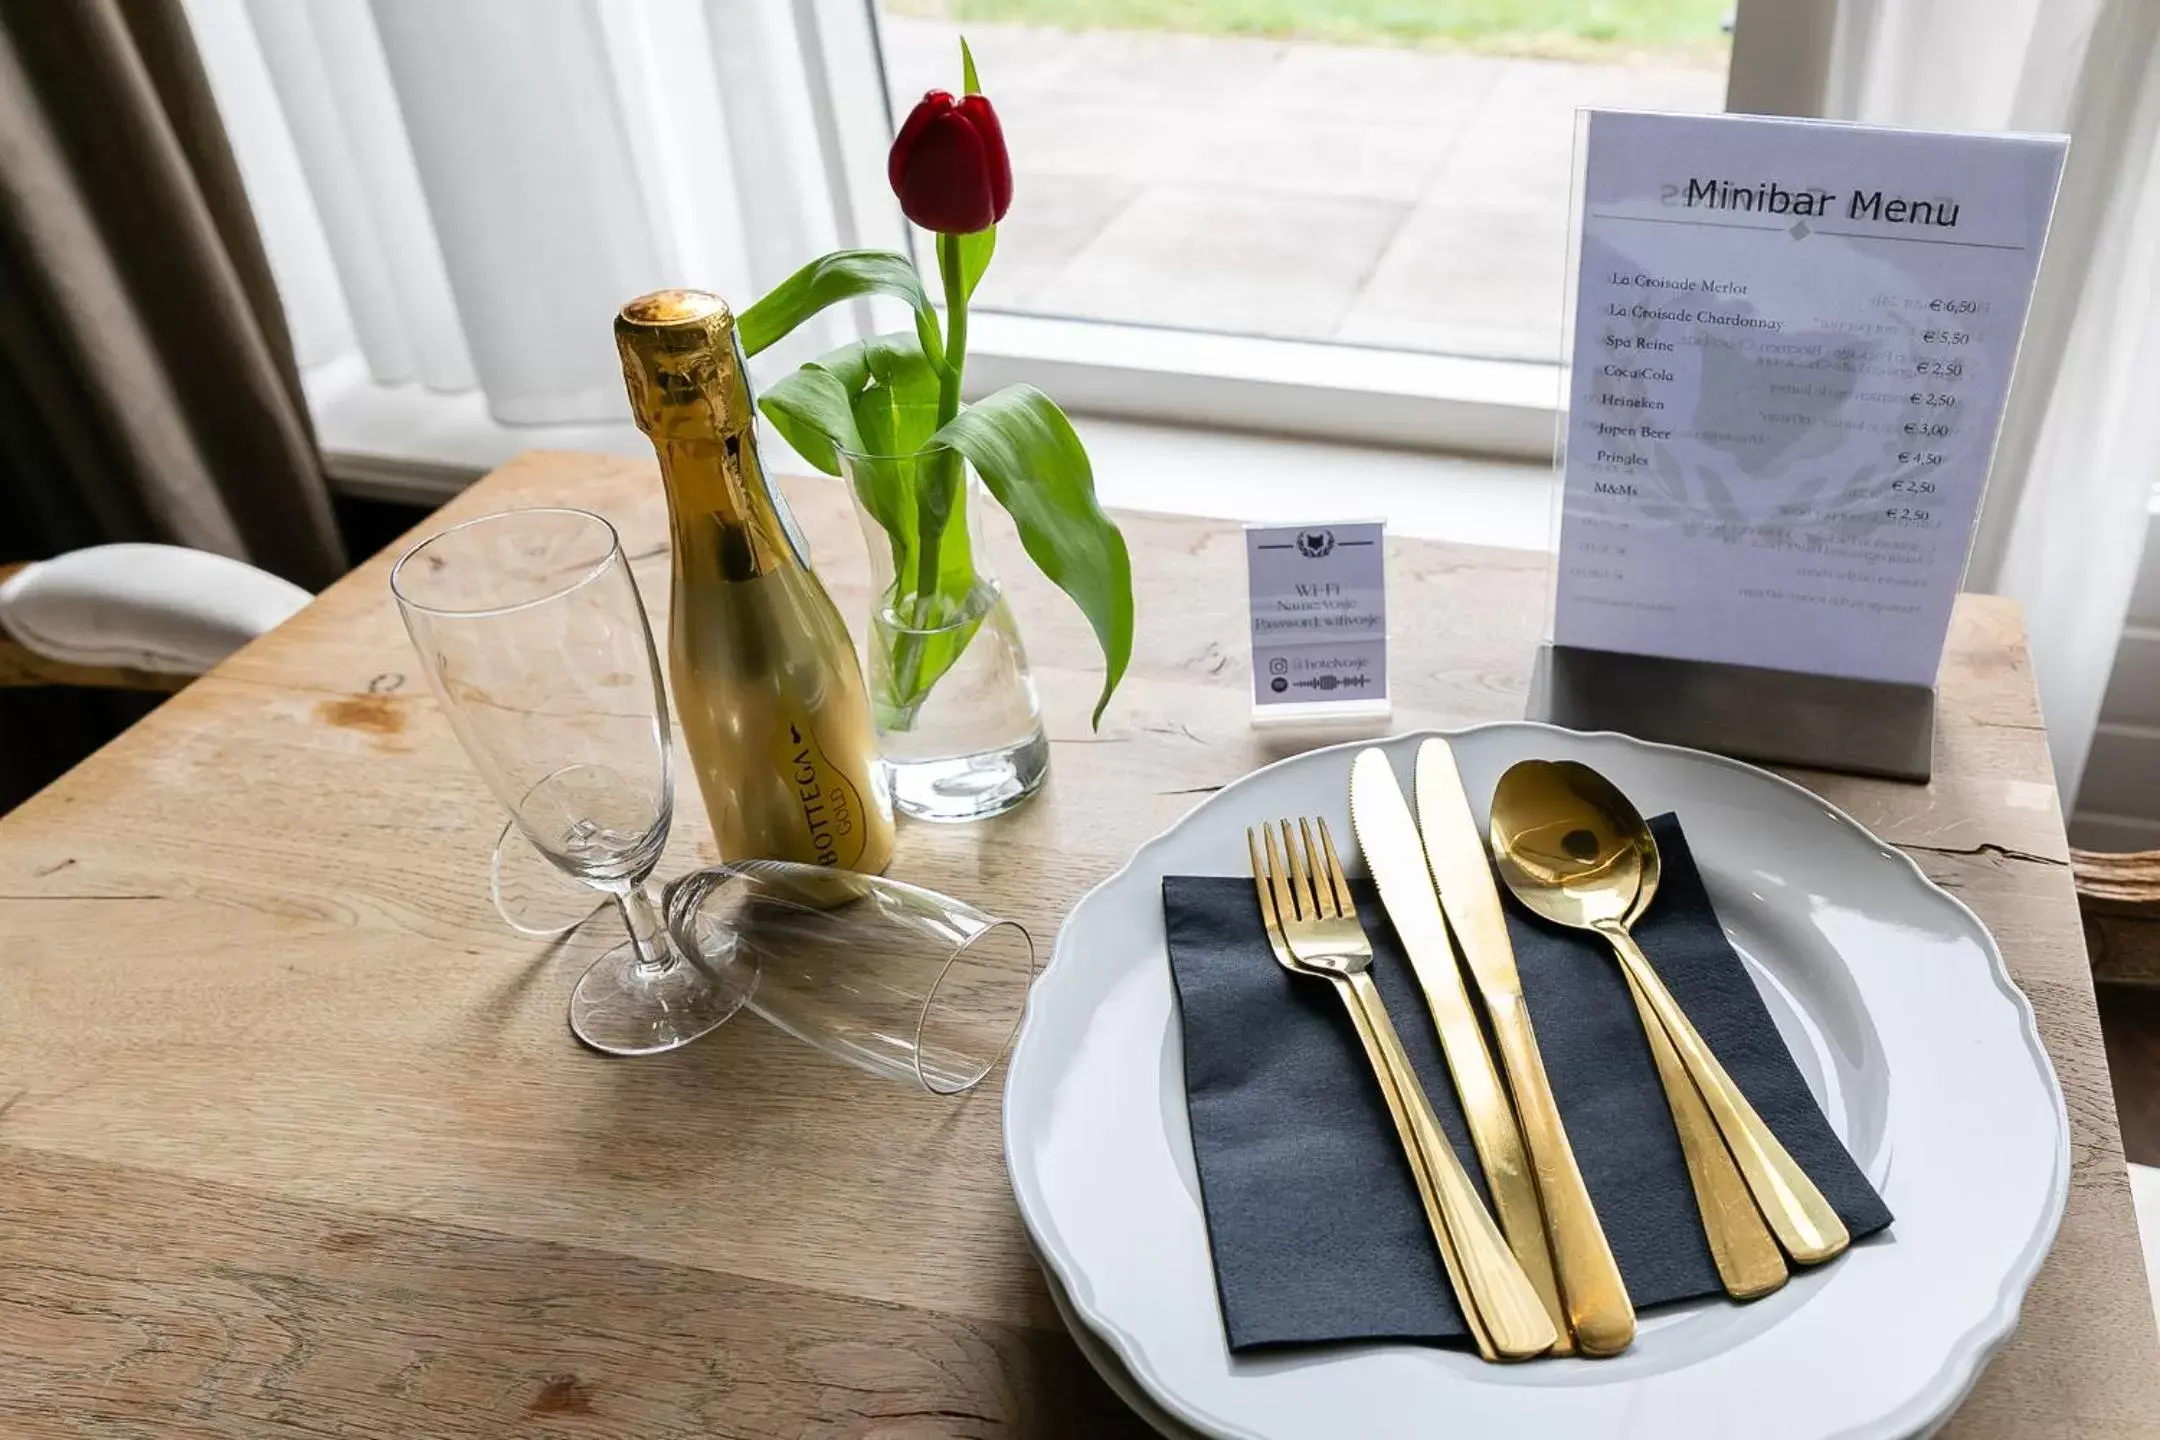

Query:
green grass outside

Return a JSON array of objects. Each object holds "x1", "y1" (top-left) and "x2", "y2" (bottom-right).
[{"x1": 886, "y1": 0, "x2": 1733, "y2": 63}]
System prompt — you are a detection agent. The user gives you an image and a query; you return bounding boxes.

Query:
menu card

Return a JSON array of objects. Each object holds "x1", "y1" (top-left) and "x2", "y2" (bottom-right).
[{"x1": 1554, "y1": 111, "x2": 2065, "y2": 686}]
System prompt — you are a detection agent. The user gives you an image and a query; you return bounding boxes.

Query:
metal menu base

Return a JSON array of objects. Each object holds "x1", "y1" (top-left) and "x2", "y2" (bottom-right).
[{"x1": 1528, "y1": 644, "x2": 1936, "y2": 782}]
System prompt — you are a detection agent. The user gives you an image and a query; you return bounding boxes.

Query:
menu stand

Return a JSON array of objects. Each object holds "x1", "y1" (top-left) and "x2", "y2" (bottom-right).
[
  {"x1": 1531, "y1": 111, "x2": 2065, "y2": 788},
  {"x1": 1529, "y1": 643, "x2": 1936, "y2": 782}
]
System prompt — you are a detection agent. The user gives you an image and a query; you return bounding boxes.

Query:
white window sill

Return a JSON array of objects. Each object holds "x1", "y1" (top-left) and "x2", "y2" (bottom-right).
[
  {"x1": 962, "y1": 312, "x2": 1560, "y2": 460},
  {"x1": 309, "y1": 351, "x2": 1555, "y2": 552},
  {"x1": 308, "y1": 353, "x2": 653, "y2": 498}
]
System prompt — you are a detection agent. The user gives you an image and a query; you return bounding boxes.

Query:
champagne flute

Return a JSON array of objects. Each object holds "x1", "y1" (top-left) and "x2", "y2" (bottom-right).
[{"x1": 392, "y1": 506, "x2": 751, "y2": 1056}]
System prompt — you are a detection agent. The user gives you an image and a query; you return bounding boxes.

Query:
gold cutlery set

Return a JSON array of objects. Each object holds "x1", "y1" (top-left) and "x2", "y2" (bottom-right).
[{"x1": 1245, "y1": 740, "x2": 1852, "y2": 1361}]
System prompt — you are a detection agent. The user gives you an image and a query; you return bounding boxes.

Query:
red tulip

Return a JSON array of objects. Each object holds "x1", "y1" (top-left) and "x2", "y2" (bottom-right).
[{"x1": 888, "y1": 89, "x2": 1012, "y2": 235}]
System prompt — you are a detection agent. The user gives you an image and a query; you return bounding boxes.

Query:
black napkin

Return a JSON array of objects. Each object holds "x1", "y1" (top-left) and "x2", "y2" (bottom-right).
[{"x1": 1163, "y1": 814, "x2": 1892, "y2": 1352}]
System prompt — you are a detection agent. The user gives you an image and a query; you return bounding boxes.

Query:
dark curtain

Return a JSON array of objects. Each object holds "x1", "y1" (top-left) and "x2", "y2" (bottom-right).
[
  {"x1": 0, "y1": 0, "x2": 344, "y2": 579},
  {"x1": 0, "y1": 0, "x2": 343, "y2": 808}
]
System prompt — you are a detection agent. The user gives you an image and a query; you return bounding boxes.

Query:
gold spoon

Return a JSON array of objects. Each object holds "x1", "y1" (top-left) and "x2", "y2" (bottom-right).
[
  {"x1": 1617, "y1": 810, "x2": 1788, "y2": 1297},
  {"x1": 1489, "y1": 759, "x2": 1849, "y2": 1267}
]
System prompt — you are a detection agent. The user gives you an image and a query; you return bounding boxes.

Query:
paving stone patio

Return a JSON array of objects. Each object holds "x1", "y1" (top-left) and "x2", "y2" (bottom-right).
[{"x1": 883, "y1": 18, "x2": 1726, "y2": 362}]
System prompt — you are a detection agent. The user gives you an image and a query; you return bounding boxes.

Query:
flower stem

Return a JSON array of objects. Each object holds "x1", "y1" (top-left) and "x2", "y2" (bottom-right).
[
  {"x1": 918, "y1": 230, "x2": 970, "y2": 621},
  {"x1": 889, "y1": 231, "x2": 973, "y2": 719}
]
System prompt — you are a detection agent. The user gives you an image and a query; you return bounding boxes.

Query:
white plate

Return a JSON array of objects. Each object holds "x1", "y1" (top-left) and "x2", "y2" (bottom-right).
[
  {"x1": 1004, "y1": 724, "x2": 2067, "y2": 1440},
  {"x1": 1038, "y1": 1238, "x2": 1196, "y2": 1438}
]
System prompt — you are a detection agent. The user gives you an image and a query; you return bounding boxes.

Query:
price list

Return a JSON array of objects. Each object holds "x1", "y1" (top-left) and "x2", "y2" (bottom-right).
[{"x1": 1553, "y1": 111, "x2": 2065, "y2": 686}]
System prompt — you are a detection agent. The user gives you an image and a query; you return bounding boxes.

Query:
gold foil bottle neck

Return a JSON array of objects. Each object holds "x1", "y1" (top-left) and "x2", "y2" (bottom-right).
[{"x1": 615, "y1": 289, "x2": 753, "y2": 441}]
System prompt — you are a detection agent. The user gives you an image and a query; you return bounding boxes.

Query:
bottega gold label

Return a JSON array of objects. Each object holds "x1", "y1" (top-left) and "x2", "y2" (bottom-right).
[{"x1": 779, "y1": 720, "x2": 869, "y2": 868}]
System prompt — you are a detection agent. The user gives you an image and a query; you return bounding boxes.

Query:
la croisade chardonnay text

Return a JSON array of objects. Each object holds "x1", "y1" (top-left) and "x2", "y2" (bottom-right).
[{"x1": 615, "y1": 290, "x2": 895, "y2": 875}]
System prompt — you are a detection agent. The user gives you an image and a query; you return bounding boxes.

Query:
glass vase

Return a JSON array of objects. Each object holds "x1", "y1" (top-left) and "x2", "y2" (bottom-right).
[{"x1": 838, "y1": 445, "x2": 1049, "y2": 823}]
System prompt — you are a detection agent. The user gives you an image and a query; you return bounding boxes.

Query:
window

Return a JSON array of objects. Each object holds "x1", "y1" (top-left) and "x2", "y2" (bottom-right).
[
  {"x1": 187, "y1": 0, "x2": 1820, "y2": 505},
  {"x1": 882, "y1": 2, "x2": 1734, "y2": 367}
]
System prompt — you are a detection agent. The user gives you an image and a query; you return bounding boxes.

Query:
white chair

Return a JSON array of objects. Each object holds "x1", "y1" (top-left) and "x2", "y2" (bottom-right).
[{"x1": 0, "y1": 543, "x2": 310, "y2": 688}]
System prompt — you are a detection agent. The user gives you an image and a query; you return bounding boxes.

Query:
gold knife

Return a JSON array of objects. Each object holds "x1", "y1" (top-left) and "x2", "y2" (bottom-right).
[
  {"x1": 1347, "y1": 747, "x2": 1573, "y2": 1354},
  {"x1": 1414, "y1": 738, "x2": 1636, "y2": 1356}
]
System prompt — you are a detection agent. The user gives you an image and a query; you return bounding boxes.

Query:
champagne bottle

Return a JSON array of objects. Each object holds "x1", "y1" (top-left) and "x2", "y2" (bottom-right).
[{"x1": 616, "y1": 289, "x2": 895, "y2": 875}]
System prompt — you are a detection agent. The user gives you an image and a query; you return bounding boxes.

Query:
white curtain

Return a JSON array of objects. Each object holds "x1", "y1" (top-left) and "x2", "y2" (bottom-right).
[
  {"x1": 179, "y1": 0, "x2": 903, "y2": 424},
  {"x1": 1829, "y1": 0, "x2": 2160, "y2": 797}
]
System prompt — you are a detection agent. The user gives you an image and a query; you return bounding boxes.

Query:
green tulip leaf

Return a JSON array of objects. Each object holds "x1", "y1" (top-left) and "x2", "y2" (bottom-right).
[
  {"x1": 813, "y1": 330, "x2": 920, "y2": 390},
  {"x1": 758, "y1": 365, "x2": 859, "y2": 478},
  {"x1": 960, "y1": 36, "x2": 981, "y2": 95},
  {"x1": 818, "y1": 332, "x2": 943, "y2": 459},
  {"x1": 757, "y1": 333, "x2": 933, "y2": 567},
  {"x1": 737, "y1": 251, "x2": 944, "y2": 371},
  {"x1": 932, "y1": 385, "x2": 1132, "y2": 727},
  {"x1": 843, "y1": 335, "x2": 952, "y2": 603},
  {"x1": 846, "y1": 448, "x2": 917, "y2": 611},
  {"x1": 756, "y1": 334, "x2": 977, "y2": 716},
  {"x1": 814, "y1": 333, "x2": 974, "y2": 614},
  {"x1": 957, "y1": 226, "x2": 996, "y2": 301}
]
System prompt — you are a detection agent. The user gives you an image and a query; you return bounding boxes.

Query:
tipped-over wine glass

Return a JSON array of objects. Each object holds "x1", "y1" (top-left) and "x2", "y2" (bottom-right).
[
  {"x1": 487, "y1": 813, "x2": 1038, "y2": 1091},
  {"x1": 392, "y1": 506, "x2": 751, "y2": 1056},
  {"x1": 665, "y1": 861, "x2": 1038, "y2": 1094}
]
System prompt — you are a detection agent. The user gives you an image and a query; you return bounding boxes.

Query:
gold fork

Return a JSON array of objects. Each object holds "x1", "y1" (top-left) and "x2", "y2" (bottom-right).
[{"x1": 1250, "y1": 818, "x2": 1557, "y2": 1362}]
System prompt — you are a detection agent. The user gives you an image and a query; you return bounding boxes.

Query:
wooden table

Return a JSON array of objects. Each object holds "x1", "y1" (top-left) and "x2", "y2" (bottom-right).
[{"x1": 2, "y1": 451, "x2": 2155, "y2": 1438}]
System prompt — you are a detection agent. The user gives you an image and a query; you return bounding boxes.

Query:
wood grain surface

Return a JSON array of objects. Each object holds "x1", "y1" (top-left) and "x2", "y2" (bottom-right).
[{"x1": 0, "y1": 450, "x2": 2153, "y2": 1437}]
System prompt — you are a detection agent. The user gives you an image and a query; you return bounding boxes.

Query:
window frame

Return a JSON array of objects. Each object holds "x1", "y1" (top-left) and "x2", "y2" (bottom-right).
[{"x1": 848, "y1": 0, "x2": 1838, "y2": 462}]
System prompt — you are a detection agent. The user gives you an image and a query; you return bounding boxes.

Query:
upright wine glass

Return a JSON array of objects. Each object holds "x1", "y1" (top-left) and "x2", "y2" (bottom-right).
[{"x1": 392, "y1": 506, "x2": 749, "y2": 1056}]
